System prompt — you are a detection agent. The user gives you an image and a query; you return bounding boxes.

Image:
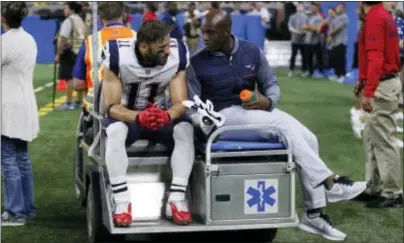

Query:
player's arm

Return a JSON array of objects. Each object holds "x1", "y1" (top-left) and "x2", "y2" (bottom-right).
[
  {"x1": 72, "y1": 42, "x2": 87, "y2": 91},
  {"x1": 167, "y1": 70, "x2": 187, "y2": 120},
  {"x1": 255, "y1": 49, "x2": 280, "y2": 111},
  {"x1": 103, "y1": 68, "x2": 138, "y2": 123},
  {"x1": 102, "y1": 40, "x2": 139, "y2": 123},
  {"x1": 167, "y1": 40, "x2": 190, "y2": 120}
]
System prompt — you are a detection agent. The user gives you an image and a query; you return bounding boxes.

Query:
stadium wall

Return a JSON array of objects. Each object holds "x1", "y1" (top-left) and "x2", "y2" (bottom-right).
[
  {"x1": 1, "y1": 14, "x2": 265, "y2": 64},
  {"x1": 1, "y1": 3, "x2": 359, "y2": 70}
]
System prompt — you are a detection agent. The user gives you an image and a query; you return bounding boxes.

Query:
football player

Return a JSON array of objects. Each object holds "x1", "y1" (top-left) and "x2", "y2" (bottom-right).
[{"x1": 101, "y1": 20, "x2": 194, "y2": 227}]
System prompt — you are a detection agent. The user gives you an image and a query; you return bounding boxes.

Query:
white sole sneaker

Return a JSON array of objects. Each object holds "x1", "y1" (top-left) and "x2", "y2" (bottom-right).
[
  {"x1": 299, "y1": 213, "x2": 347, "y2": 241},
  {"x1": 326, "y1": 181, "x2": 368, "y2": 203}
]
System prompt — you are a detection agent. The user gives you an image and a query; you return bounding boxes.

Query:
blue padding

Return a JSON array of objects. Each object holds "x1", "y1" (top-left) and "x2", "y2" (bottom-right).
[{"x1": 200, "y1": 140, "x2": 285, "y2": 152}]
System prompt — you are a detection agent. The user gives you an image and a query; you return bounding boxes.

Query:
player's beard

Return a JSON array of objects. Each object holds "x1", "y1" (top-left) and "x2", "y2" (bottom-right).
[{"x1": 144, "y1": 50, "x2": 168, "y2": 66}]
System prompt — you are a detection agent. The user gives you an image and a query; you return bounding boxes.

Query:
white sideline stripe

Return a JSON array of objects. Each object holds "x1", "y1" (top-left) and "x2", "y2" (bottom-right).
[{"x1": 34, "y1": 82, "x2": 54, "y2": 93}]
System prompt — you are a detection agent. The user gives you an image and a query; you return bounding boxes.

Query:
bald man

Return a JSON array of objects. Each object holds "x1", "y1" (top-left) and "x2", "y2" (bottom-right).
[{"x1": 185, "y1": 11, "x2": 368, "y2": 241}]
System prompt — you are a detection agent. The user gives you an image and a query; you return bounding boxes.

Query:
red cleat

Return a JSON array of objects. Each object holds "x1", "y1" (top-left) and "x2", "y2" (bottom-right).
[
  {"x1": 166, "y1": 201, "x2": 192, "y2": 225},
  {"x1": 113, "y1": 203, "x2": 132, "y2": 227}
]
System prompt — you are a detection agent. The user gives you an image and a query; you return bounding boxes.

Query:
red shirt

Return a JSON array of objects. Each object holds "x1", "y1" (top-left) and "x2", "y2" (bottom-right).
[
  {"x1": 358, "y1": 4, "x2": 400, "y2": 97},
  {"x1": 142, "y1": 10, "x2": 157, "y2": 22}
]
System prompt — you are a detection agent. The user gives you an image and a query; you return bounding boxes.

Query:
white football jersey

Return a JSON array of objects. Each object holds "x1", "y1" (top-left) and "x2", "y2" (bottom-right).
[{"x1": 101, "y1": 36, "x2": 189, "y2": 110}]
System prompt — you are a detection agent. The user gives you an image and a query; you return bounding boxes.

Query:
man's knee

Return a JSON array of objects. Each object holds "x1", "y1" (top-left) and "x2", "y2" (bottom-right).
[
  {"x1": 173, "y1": 122, "x2": 194, "y2": 142},
  {"x1": 106, "y1": 121, "x2": 128, "y2": 143}
]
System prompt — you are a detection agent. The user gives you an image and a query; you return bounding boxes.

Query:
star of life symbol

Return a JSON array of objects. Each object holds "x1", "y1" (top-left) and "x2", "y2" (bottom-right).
[{"x1": 244, "y1": 179, "x2": 278, "y2": 214}]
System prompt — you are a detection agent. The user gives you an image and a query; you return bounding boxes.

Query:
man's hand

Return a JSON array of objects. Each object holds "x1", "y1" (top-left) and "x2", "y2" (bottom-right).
[
  {"x1": 149, "y1": 105, "x2": 171, "y2": 128},
  {"x1": 360, "y1": 96, "x2": 373, "y2": 113},
  {"x1": 137, "y1": 103, "x2": 171, "y2": 130},
  {"x1": 354, "y1": 80, "x2": 365, "y2": 97},
  {"x1": 54, "y1": 54, "x2": 60, "y2": 64},
  {"x1": 242, "y1": 92, "x2": 271, "y2": 110},
  {"x1": 302, "y1": 24, "x2": 311, "y2": 31}
]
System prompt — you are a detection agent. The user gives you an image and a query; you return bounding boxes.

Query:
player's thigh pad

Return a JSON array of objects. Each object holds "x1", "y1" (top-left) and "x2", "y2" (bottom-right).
[
  {"x1": 173, "y1": 121, "x2": 194, "y2": 143},
  {"x1": 105, "y1": 118, "x2": 143, "y2": 146},
  {"x1": 105, "y1": 119, "x2": 129, "y2": 145}
]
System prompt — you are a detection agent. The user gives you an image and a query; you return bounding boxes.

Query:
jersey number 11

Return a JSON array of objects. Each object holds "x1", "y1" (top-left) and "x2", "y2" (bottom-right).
[{"x1": 127, "y1": 82, "x2": 160, "y2": 109}]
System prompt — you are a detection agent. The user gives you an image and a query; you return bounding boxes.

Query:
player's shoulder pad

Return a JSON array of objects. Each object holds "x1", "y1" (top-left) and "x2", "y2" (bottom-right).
[
  {"x1": 101, "y1": 38, "x2": 131, "y2": 77},
  {"x1": 170, "y1": 38, "x2": 190, "y2": 72}
]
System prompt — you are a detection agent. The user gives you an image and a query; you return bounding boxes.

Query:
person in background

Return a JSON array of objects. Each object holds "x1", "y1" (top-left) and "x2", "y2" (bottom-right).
[
  {"x1": 183, "y1": 3, "x2": 201, "y2": 54},
  {"x1": 161, "y1": 2, "x2": 183, "y2": 40},
  {"x1": 142, "y1": 2, "x2": 158, "y2": 22},
  {"x1": 1, "y1": 1, "x2": 39, "y2": 226},
  {"x1": 247, "y1": 2, "x2": 258, "y2": 15},
  {"x1": 355, "y1": 2, "x2": 403, "y2": 208},
  {"x1": 256, "y1": 2, "x2": 271, "y2": 26},
  {"x1": 302, "y1": 2, "x2": 324, "y2": 78},
  {"x1": 202, "y1": 2, "x2": 221, "y2": 16},
  {"x1": 72, "y1": 1, "x2": 136, "y2": 112},
  {"x1": 329, "y1": 3, "x2": 348, "y2": 83},
  {"x1": 55, "y1": 1, "x2": 86, "y2": 110},
  {"x1": 231, "y1": 2, "x2": 243, "y2": 15},
  {"x1": 323, "y1": 7, "x2": 337, "y2": 80},
  {"x1": 123, "y1": 6, "x2": 133, "y2": 29},
  {"x1": 80, "y1": 2, "x2": 91, "y2": 36},
  {"x1": 288, "y1": 3, "x2": 308, "y2": 77}
]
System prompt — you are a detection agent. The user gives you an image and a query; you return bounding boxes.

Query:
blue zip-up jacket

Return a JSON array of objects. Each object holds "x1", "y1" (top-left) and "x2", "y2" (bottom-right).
[{"x1": 186, "y1": 36, "x2": 280, "y2": 112}]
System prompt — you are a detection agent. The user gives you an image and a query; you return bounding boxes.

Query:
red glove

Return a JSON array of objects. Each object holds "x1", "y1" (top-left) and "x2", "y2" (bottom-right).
[
  {"x1": 136, "y1": 103, "x2": 171, "y2": 130},
  {"x1": 151, "y1": 107, "x2": 171, "y2": 127}
]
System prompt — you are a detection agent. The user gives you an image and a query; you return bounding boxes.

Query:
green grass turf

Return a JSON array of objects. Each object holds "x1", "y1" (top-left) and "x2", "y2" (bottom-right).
[{"x1": 1, "y1": 65, "x2": 403, "y2": 243}]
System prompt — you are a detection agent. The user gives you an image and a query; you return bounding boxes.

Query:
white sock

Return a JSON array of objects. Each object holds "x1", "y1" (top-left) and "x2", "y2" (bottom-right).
[
  {"x1": 168, "y1": 122, "x2": 195, "y2": 201},
  {"x1": 111, "y1": 177, "x2": 130, "y2": 213},
  {"x1": 105, "y1": 122, "x2": 130, "y2": 214},
  {"x1": 169, "y1": 177, "x2": 187, "y2": 201}
]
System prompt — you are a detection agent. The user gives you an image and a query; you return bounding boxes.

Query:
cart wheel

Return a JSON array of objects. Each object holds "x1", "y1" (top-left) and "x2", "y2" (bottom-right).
[{"x1": 87, "y1": 173, "x2": 126, "y2": 243}]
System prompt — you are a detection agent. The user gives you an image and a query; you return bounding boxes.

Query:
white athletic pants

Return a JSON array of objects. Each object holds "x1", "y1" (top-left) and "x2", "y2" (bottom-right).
[{"x1": 220, "y1": 106, "x2": 332, "y2": 209}]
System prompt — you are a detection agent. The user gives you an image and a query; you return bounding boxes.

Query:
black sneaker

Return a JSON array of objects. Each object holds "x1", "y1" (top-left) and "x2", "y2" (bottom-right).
[
  {"x1": 353, "y1": 192, "x2": 382, "y2": 202},
  {"x1": 366, "y1": 194, "x2": 403, "y2": 208}
]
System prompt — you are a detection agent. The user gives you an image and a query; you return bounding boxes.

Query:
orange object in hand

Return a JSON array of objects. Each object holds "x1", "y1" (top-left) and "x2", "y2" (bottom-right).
[{"x1": 240, "y1": 89, "x2": 257, "y2": 103}]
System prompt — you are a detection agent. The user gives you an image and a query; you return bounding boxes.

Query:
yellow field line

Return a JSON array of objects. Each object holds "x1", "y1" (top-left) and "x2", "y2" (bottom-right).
[
  {"x1": 38, "y1": 96, "x2": 67, "y2": 117},
  {"x1": 37, "y1": 91, "x2": 78, "y2": 117}
]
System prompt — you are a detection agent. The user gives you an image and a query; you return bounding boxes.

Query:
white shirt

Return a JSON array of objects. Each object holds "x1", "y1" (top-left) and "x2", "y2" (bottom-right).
[{"x1": 1, "y1": 27, "x2": 39, "y2": 142}]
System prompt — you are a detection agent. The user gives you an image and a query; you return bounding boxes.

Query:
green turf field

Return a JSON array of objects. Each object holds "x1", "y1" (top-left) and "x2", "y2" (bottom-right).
[{"x1": 1, "y1": 64, "x2": 403, "y2": 243}]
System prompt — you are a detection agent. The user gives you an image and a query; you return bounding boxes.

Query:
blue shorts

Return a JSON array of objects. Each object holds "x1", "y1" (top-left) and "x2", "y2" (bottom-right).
[{"x1": 104, "y1": 117, "x2": 188, "y2": 148}]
